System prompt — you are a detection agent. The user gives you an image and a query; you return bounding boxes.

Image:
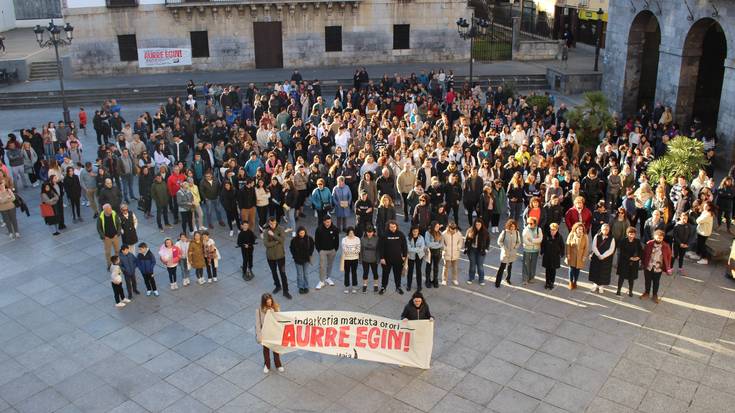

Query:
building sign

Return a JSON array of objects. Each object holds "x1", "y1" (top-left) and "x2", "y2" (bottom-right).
[
  {"x1": 260, "y1": 310, "x2": 435, "y2": 369},
  {"x1": 138, "y1": 48, "x2": 192, "y2": 68}
]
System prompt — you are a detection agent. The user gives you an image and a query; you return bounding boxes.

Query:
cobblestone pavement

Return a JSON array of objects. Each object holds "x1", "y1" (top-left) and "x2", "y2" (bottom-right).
[{"x1": 1, "y1": 174, "x2": 735, "y2": 413}]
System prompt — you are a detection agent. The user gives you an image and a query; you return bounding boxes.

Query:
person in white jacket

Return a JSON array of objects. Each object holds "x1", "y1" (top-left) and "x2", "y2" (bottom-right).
[
  {"x1": 695, "y1": 201, "x2": 714, "y2": 264},
  {"x1": 341, "y1": 227, "x2": 362, "y2": 294},
  {"x1": 441, "y1": 221, "x2": 464, "y2": 286},
  {"x1": 521, "y1": 217, "x2": 544, "y2": 285}
]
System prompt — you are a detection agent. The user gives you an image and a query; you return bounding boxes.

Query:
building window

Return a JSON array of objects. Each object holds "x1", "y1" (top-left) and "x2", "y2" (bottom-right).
[
  {"x1": 117, "y1": 34, "x2": 138, "y2": 62},
  {"x1": 325, "y1": 26, "x2": 342, "y2": 52},
  {"x1": 190, "y1": 31, "x2": 210, "y2": 58},
  {"x1": 106, "y1": 0, "x2": 139, "y2": 7},
  {"x1": 393, "y1": 24, "x2": 410, "y2": 50}
]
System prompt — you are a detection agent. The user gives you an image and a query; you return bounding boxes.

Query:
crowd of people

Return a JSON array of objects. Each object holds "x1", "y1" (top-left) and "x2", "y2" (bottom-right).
[{"x1": 1, "y1": 67, "x2": 734, "y2": 313}]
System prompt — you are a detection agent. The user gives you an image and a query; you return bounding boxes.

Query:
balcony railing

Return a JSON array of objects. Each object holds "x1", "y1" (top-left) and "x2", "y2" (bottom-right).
[{"x1": 165, "y1": 0, "x2": 358, "y2": 5}]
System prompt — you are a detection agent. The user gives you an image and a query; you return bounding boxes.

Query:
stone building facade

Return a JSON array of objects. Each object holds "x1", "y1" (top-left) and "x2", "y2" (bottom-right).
[
  {"x1": 603, "y1": 0, "x2": 735, "y2": 163},
  {"x1": 63, "y1": 0, "x2": 470, "y2": 74}
]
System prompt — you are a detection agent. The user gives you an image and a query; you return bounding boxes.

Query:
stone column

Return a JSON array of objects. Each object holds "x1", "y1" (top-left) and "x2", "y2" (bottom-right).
[
  {"x1": 716, "y1": 61, "x2": 735, "y2": 166},
  {"x1": 512, "y1": 16, "x2": 520, "y2": 53}
]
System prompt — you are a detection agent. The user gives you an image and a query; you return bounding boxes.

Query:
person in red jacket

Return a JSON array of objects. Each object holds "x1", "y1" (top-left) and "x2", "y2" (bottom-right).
[
  {"x1": 565, "y1": 196, "x2": 592, "y2": 233},
  {"x1": 641, "y1": 229, "x2": 672, "y2": 303},
  {"x1": 167, "y1": 165, "x2": 186, "y2": 224},
  {"x1": 78, "y1": 107, "x2": 88, "y2": 135}
]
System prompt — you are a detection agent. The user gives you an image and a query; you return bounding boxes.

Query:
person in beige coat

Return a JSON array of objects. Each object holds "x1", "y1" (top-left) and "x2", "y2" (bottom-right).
[
  {"x1": 565, "y1": 222, "x2": 589, "y2": 289},
  {"x1": 255, "y1": 293, "x2": 284, "y2": 374},
  {"x1": 397, "y1": 164, "x2": 417, "y2": 220},
  {"x1": 441, "y1": 221, "x2": 464, "y2": 286}
]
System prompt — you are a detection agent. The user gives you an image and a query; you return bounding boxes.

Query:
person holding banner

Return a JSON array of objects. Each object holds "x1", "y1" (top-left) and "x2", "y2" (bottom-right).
[
  {"x1": 401, "y1": 291, "x2": 434, "y2": 321},
  {"x1": 378, "y1": 220, "x2": 408, "y2": 295},
  {"x1": 255, "y1": 293, "x2": 284, "y2": 373}
]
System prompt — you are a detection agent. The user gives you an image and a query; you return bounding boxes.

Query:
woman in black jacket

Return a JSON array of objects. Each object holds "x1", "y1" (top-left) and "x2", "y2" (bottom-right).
[
  {"x1": 289, "y1": 226, "x2": 315, "y2": 294},
  {"x1": 616, "y1": 227, "x2": 643, "y2": 296},
  {"x1": 541, "y1": 223, "x2": 565, "y2": 290},
  {"x1": 401, "y1": 291, "x2": 433, "y2": 320},
  {"x1": 220, "y1": 180, "x2": 240, "y2": 236},
  {"x1": 63, "y1": 167, "x2": 83, "y2": 222},
  {"x1": 138, "y1": 166, "x2": 154, "y2": 218},
  {"x1": 671, "y1": 214, "x2": 691, "y2": 276}
]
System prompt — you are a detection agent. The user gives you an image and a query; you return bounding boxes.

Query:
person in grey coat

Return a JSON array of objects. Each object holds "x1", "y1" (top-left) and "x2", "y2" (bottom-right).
[
  {"x1": 360, "y1": 225, "x2": 380, "y2": 293},
  {"x1": 495, "y1": 219, "x2": 521, "y2": 288}
]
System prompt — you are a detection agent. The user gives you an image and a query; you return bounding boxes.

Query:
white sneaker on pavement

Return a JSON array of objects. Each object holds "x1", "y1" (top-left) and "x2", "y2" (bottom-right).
[
  {"x1": 263, "y1": 366, "x2": 269, "y2": 373},
  {"x1": 115, "y1": 302, "x2": 126, "y2": 308},
  {"x1": 122, "y1": 298, "x2": 131, "y2": 303},
  {"x1": 326, "y1": 278, "x2": 335, "y2": 286},
  {"x1": 315, "y1": 281, "x2": 324, "y2": 290},
  {"x1": 697, "y1": 258, "x2": 709, "y2": 265}
]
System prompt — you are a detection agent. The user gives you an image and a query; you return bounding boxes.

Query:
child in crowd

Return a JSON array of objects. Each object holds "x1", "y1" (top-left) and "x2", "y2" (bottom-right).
[
  {"x1": 175, "y1": 233, "x2": 191, "y2": 286},
  {"x1": 119, "y1": 244, "x2": 140, "y2": 299},
  {"x1": 237, "y1": 221, "x2": 256, "y2": 280},
  {"x1": 136, "y1": 242, "x2": 159, "y2": 296},
  {"x1": 110, "y1": 255, "x2": 128, "y2": 308}
]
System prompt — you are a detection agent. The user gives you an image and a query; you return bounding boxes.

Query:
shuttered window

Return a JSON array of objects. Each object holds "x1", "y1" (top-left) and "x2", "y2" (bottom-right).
[{"x1": 117, "y1": 34, "x2": 138, "y2": 62}]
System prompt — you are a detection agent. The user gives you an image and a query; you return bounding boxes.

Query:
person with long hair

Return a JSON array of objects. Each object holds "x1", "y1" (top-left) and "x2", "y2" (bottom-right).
[
  {"x1": 465, "y1": 218, "x2": 490, "y2": 285},
  {"x1": 255, "y1": 293, "x2": 284, "y2": 373},
  {"x1": 159, "y1": 238, "x2": 181, "y2": 290},
  {"x1": 694, "y1": 201, "x2": 714, "y2": 265},
  {"x1": 507, "y1": 172, "x2": 525, "y2": 223},
  {"x1": 360, "y1": 225, "x2": 380, "y2": 293},
  {"x1": 541, "y1": 223, "x2": 565, "y2": 290},
  {"x1": 341, "y1": 227, "x2": 361, "y2": 294},
  {"x1": 495, "y1": 219, "x2": 521, "y2": 287},
  {"x1": 188, "y1": 231, "x2": 206, "y2": 285},
  {"x1": 0, "y1": 181, "x2": 19, "y2": 238},
  {"x1": 641, "y1": 229, "x2": 673, "y2": 303},
  {"x1": 406, "y1": 225, "x2": 426, "y2": 291},
  {"x1": 375, "y1": 194, "x2": 396, "y2": 237},
  {"x1": 716, "y1": 176, "x2": 734, "y2": 233},
  {"x1": 616, "y1": 227, "x2": 643, "y2": 297},
  {"x1": 565, "y1": 222, "x2": 588, "y2": 289},
  {"x1": 40, "y1": 181, "x2": 61, "y2": 235}
]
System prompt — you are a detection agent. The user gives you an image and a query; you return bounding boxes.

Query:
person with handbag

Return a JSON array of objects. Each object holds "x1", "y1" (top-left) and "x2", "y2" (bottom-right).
[
  {"x1": 0, "y1": 181, "x2": 19, "y2": 239},
  {"x1": 255, "y1": 293, "x2": 284, "y2": 374},
  {"x1": 40, "y1": 182, "x2": 61, "y2": 236},
  {"x1": 310, "y1": 178, "x2": 333, "y2": 223}
]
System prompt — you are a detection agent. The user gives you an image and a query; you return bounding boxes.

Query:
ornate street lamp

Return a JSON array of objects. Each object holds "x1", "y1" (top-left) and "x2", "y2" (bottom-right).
[
  {"x1": 34, "y1": 20, "x2": 74, "y2": 124},
  {"x1": 594, "y1": 8, "x2": 604, "y2": 72},
  {"x1": 456, "y1": 15, "x2": 490, "y2": 88}
]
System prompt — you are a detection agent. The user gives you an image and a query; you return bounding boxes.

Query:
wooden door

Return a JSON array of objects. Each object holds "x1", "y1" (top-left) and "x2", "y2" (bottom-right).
[{"x1": 253, "y1": 22, "x2": 283, "y2": 69}]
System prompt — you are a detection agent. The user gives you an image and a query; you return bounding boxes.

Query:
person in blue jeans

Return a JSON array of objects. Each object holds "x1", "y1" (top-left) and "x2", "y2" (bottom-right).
[
  {"x1": 465, "y1": 218, "x2": 490, "y2": 285},
  {"x1": 521, "y1": 216, "x2": 543, "y2": 285},
  {"x1": 289, "y1": 226, "x2": 315, "y2": 294}
]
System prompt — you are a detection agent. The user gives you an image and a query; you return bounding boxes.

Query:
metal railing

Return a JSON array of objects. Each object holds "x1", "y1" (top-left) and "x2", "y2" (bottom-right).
[
  {"x1": 164, "y1": 0, "x2": 357, "y2": 4},
  {"x1": 491, "y1": 2, "x2": 554, "y2": 39}
]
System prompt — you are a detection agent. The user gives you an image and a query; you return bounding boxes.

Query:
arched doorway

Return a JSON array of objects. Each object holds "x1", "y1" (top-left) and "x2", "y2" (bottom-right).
[
  {"x1": 622, "y1": 11, "x2": 660, "y2": 116},
  {"x1": 675, "y1": 18, "x2": 727, "y2": 133}
]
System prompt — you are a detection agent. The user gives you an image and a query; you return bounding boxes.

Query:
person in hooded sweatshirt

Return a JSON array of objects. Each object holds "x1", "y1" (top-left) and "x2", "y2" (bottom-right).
[
  {"x1": 136, "y1": 242, "x2": 158, "y2": 296},
  {"x1": 400, "y1": 291, "x2": 434, "y2": 321},
  {"x1": 118, "y1": 244, "x2": 140, "y2": 300},
  {"x1": 377, "y1": 220, "x2": 408, "y2": 295}
]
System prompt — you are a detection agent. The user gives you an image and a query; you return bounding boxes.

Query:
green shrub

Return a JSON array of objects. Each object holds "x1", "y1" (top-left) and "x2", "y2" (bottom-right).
[
  {"x1": 647, "y1": 136, "x2": 708, "y2": 184},
  {"x1": 525, "y1": 95, "x2": 551, "y2": 110},
  {"x1": 565, "y1": 91, "x2": 613, "y2": 148}
]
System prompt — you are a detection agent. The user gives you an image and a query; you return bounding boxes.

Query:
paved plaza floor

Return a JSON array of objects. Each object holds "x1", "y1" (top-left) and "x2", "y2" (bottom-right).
[{"x1": 1, "y1": 172, "x2": 735, "y2": 413}]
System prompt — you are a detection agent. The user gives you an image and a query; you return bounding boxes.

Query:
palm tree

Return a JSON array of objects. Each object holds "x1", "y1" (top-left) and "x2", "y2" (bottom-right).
[{"x1": 566, "y1": 91, "x2": 614, "y2": 148}]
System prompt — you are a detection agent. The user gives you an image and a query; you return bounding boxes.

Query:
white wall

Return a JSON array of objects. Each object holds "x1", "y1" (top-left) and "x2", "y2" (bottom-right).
[{"x1": 0, "y1": 0, "x2": 16, "y2": 31}]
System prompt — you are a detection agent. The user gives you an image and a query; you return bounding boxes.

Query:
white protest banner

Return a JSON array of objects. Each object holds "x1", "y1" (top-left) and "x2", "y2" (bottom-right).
[
  {"x1": 261, "y1": 310, "x2": 434, "y2": 369},
  {"x1": 138, "y1": 48, "x2": 192, "y2": 68}
]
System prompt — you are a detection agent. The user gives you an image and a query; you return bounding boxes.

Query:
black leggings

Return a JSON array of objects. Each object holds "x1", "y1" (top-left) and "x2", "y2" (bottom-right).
[
  {"x1": 696, "y1": 234, "x2": 709, "y2": 259},
  {"x1": 407, "y1": 258, "x2": 423, "y2": 290},
  {"x1": 424, "y1": 249, "x2": 442, "y2": 284},
  {"x1": 672, "y1": 243, "x2": 686, "y2": 269},
  {"x1": 180, "y1": 211, "x2": 193, "y2": 233},
  {"x1": 112, "y1": 282, "x2": 125, "y2": 304},
  {"x1": 167, "y1": 267, "x2": 177, "y2": 283},
  {"x1": 344, "y1": 259, "x2": 358, "y2": 287},
  {"x1": 257, "y1": 206, "x2": 268, "y2": 228},
  {"x1": 206, "y1": 260, "x2": 217, "y2": 279},
  {"x1": 69, "y1": 196, "x2": 81, "y2": 219},
  {"x1": 495, "y1": 262, "x2": 513, "y2": 286},
  {"x1": 241, "y1": 247, "x2": 253, "y2": 270},
  {"x1": 225, "y1": 209, "x2": 240, "y2": 231},
  {"x1": 142, "y1": 273, "x2": 157, "y2": 291},
  {"x1": 195, "y1": 268, "x2": 204, "y2": 280},
  {"x1": 617, "y1": 276, "x2": 634, "y2": 293},
  {"x1": 402, "y1": 193, "x2": 410, "y2": 217},
  {"x1": 362, "y1": 262, "x2": 378, "y2": 280}
]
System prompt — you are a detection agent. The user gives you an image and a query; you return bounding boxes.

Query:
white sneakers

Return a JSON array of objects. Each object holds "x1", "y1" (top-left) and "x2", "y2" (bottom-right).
[
  {"x1": 466, "y1": 280, "x2": 473, "y2": 285},
  {"x1": 213, "y1": 277, "x2": 218, "y2": 282},
  {"x1": 326, "y1": 278, "x2": 335, "y2": 286},
  {"x1": 263, "y1": 366, "x2": 285, "y2": 373},
  {"x1": 207, "y1": 279, "x2": 213, "y2": 283},
  {"x1": 183, "y1": 278, "x2": 190, "y2": 287},
  {"x1": 452, "y1": 280, "x2": 459, "y2": 286},
  {"x1": 697, "y1": 258, "x2": 709, "y2": 265},
  {"x1": 344, "y1": 289, "x2": 349, "y2": 294},
  {"x1": 315, "y1": 281, "x2": 324, "y2": 290},
  {"x1": 440, "y1": 281, "x2": 447, "y2": 286},
  {"x1": 229, "y1": 230, "x2": 234, "y2": 237},
  {"x1": 115, "y1": 302, "x2": 126, "y2": 308},
  {"x1": 123, "y1": 298, "x2": 131, "y2": 303},
  {"x1": 198, "y1": 278, "x2": 205, "y2": 285}
]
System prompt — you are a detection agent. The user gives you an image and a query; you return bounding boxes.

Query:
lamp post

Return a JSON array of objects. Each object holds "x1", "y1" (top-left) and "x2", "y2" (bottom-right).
[
  {"x1": 594, "y1": 8, "x2": 604, "y2": 72},
  {"x1": 456, "y1": 15, "x2": 490, "y2": 89},
  {"x1": 33, "y1": 20, "x2": 74, "y2": 124}
]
